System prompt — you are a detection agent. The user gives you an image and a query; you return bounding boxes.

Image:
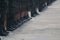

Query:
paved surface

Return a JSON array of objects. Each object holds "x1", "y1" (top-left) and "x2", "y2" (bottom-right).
[{"x1": 1, "y1": 0, "x2": 60, "y2": 40}]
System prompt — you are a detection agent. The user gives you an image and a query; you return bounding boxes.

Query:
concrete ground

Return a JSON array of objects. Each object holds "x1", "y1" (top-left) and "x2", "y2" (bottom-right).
[{"x1": 1, "y1": 0, "x2": 60, "y2": 40}]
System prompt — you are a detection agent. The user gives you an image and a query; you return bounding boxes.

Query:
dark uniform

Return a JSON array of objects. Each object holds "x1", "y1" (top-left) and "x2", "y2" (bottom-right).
[
  {"x1": 38, "y1": 0, "x2": 46, "y2": 12},
  {"x1": 7, "y1": 0, "x2": 31, "y2": 31},
  {"x1": 30, "y1": 0, "x2": 39, "y2": 17},
  {"x1": 20, "y1": 0, "x2": 29, "y2": 19},
  {"x1": 0, "y1": 0, "x2": 8, "y2": 36},
  {"x1": 7, "y1": 0, "x2": 21, "y2": 31}
]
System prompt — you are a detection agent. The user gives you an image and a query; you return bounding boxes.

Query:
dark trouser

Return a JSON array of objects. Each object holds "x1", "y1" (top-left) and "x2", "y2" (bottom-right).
[
  {"x1": 39, "y1": 0, "x2": 46, "y2": 12},
  {"x1": 31, "y1": 0, "x2": 38, "y2": 16},
  {"x1": 0, "y1": 25, "x2": 3, "y2": 35},
  {"x1": 0, "y1": 17, "x2": 8, "y2": 36}
]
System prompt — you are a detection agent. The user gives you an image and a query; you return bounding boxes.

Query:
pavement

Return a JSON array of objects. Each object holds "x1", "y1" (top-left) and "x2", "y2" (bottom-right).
[{"x1": 1, "y1": 0, "x2": 60, "y2": 40}]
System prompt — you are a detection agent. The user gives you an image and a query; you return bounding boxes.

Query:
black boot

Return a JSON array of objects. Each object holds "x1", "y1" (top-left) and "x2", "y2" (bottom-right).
[
  {"x1": 24, "y1": 16, "x2": 29, "y2": 19},
  {"x1": 17, "y1": 19, "x2": 22, "y2": 23},
  {"x1": 0, "y1": 31, "x2": 9, "y2": 36},
  {"x1": 8, "y1": 21, "x2": 17, "y2": 31},
  {"x1": 31, "y1": 14, "x2": 36, "y2": 17},
  {"x1": 31, "y1": 11, "x2": 38, "y2": 17},
  {"x1": 20, "y1": 17, "x2": 25, "y2": 21},
  {"x1": 34, "y1": 12, "x2": 39, "y2": 15},
  {"x1": 39, "y1": 6, "x2": 44, "y2": 12}
]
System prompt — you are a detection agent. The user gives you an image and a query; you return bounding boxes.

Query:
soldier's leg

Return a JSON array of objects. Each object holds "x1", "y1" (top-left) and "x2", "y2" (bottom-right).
[
  {"x1": 39, "y1": 3, "x2": 43, "y2": 12},
  {"x1": 0, "y1": 15, "x2": 9, "y2": 36},
  {"x1": 31, "y1": 0, "x2": 39, "y2": 17},
  {"x1": 39, "y1": 0, "x2": 47, "y2": 12},
  {"x1": 31, "y1": 6, "x2": 38, "y2": 17},
  {"x1": 28, "y1": 11, "x2": 32, "y2": 18},
  {"x1": 20, "y1": 11, "x2": 25, "y2": 21},
  {"x1": 23, "y1": 11, "x2": 29, "y2": 19}
]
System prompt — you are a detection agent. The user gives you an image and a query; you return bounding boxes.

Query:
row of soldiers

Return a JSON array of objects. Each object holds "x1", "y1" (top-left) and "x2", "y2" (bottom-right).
[{"x1": 0, "y1": 0, "x2": 56, "y2": 36}]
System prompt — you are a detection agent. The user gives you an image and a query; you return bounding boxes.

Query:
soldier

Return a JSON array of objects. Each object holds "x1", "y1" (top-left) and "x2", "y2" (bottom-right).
[
  {"x1": 0, "y1": 0, "x2": 9, "y2": 36},
  {"x1": 20, "y1": 0, "x2": 31, "y2": 21},
  {"x1": 30, "y1": 0, "x2": 39, "y2": 17},
  {"x1": 38, "y1": 0, "x2": 47, "y2": 12},
  {"x1": 7, "y1": 0, "x2": 20, "y2": 31}
]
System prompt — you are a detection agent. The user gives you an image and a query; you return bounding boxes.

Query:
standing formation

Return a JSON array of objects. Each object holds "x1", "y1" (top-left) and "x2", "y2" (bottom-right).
[{"x1": 0, "y1": 0, "x2": 56, "y2": 36}]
